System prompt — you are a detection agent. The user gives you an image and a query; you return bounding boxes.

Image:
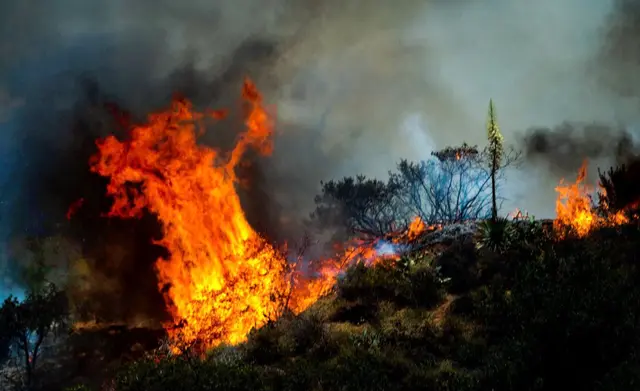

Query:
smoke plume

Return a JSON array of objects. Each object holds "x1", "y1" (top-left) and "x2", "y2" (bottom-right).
[
  {"x1": 1, "y1": 0, "x2": 640, "y2": 321},
  {"x1": 521, "y1": 122, "x2": 640, "y2": 176}
]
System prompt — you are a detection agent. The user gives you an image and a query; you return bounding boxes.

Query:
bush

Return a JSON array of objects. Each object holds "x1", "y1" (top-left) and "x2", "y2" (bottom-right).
[
  {"x1": 434, "y1": 239, "x2": 479, "y2": 294},
  {"x1": 471, "y1": 229, "x2": 640, "y2": 391},
  {"x1": 598, "y1": 161, "x2": 640, "y2": 214},
  {"x1": 475, "y1": 217, "x2": 516, "y2": 253},
  {"x1": 113, "y1": 355, "x2": 273, "y2": 391},
  {"x1": 337, "y1": 257, "x2": 445, "y2": 311}
]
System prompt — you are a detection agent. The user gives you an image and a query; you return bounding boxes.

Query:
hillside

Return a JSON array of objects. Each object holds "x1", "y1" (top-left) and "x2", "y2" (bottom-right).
[{"x1": 51, "y1": 218, "x2": 640, "y2": 391}]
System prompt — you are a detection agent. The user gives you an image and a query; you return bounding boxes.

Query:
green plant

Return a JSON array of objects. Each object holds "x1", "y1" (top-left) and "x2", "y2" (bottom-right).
[
  {"x1": 475, "y1": 217, "x2": 516, "y2": 253},
  {"x1": 349, "y1": 328, "x2": 385, "y2": 353}
]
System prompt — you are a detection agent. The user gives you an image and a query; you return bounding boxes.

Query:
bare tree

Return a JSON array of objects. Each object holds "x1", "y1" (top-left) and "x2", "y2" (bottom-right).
[
  {"x1": 394, "y1": 143, "x2": 519, "y2": 224},
  {"x1": 311, "y1": 143, "x2": 520, "y2": 240}
]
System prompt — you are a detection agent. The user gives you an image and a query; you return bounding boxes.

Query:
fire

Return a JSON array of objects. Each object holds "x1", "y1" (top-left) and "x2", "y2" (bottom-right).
[
  {"x1": 554, "y1": 161, "x2": 631, "y2": 237},
  {"x1": 406, "y1": 216, "x2": 426, "y2": 240},
  {"x1": 85, "y1": 79, "x2": 436, "y2": 352},
  {"x1": 90, "y1": 79, "x2": 305, "y2": 350}
]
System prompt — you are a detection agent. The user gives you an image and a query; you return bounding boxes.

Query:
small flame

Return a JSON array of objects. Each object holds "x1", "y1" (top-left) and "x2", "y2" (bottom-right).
[{"x1": 406, "y1": 216, "x2": 426, "y2": 240}]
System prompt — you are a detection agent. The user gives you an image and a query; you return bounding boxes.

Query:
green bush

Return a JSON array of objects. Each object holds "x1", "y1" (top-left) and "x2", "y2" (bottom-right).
[
  {"x1": 113, "y1": 355, "x2": 273, "y2": 391},
  {"x1": 471, "y1": 228, "x2": 640, "y2": 391},
  {"x1": 337, "y1": 257, "x2": 445, "y2": 310},
  {"x1": 475, "y1": 217, "x2": 516, "y2": 253}
]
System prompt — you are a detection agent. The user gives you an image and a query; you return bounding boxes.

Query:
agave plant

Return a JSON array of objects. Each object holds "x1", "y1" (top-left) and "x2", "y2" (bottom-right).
[{"x1": 475, "y1": 216, "x2": 516, "y2": 252}]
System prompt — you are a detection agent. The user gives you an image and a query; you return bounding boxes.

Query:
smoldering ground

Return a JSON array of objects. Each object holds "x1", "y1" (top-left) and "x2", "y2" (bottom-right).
[{"x1": 0, "y1": 0, "x2": 640, "y2": 323}]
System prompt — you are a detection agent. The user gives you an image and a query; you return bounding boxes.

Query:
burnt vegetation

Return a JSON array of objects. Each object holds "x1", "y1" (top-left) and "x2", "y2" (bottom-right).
[{"x1": 4, "y1": 105, "x2": 640, "y2": 391}]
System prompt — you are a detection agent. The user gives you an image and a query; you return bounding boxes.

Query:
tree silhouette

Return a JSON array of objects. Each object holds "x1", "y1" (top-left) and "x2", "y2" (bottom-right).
[
  {"x1": 0, "y1": 270, "x2": 68, "y2": 389},
  {"x1": 598, "y1": 158, "x2": 640, "y2": 215},
  {"x1": 312, "y1": 142, "x2": 519, "y2": 240}
]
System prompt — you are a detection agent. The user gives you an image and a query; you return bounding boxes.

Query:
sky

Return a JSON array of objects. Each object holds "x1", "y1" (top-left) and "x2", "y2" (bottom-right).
[{"x1": 0, "y1": 0, "x2": 639, "y2": 299}]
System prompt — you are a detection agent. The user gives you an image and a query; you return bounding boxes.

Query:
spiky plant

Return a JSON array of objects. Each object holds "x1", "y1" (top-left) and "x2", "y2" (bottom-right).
[
  {"x1": 487, "y1": 99, "x2": 504, "y2": 222},
  {"x1": 475, "y1": 216, "x2": 516, "y2": 253}
]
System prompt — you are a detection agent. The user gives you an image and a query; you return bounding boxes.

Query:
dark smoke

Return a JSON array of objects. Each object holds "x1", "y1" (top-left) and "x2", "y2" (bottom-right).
[
  {"x1": 520, "y1": 122, "x2": 640, "y2": 176},
  {"x1": 6, "y1": 38, "x2": 286, "y2": 324}
]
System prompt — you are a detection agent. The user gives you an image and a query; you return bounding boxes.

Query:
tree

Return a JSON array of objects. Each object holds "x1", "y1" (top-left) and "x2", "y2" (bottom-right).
[
  {"x1": 311, "y1": 175, "x2": 407, "y2": 241},
  {"x1": 486, "y1": 99, "x2": 504, "y2": 222},
  {"x1": 311, "y1": 142, "x2": 519, "y2": 240},
  {"x1": 597, "y1": 158, "x2": 640, "y2": 215},
  {"x1": 393, "y1": 144, "x2": 493, "y2": 224},
  {"x1": 0, "y1": 283, "x2": 68, "y2": 388}
]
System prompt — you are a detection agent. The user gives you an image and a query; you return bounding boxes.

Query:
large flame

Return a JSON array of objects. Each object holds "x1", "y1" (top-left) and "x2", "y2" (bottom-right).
[
  {"x1": 90, "y1": 80, "x2": 301, "y2": 349},
  {"x1": 87, "y1": 80, "x2": 431, "y2": 351}
]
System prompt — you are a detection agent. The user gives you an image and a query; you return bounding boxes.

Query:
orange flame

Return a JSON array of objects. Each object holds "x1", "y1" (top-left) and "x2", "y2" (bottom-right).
[
  {"x1": 554, "y1": 160, "x2": 630, "y2": 237},
  {"x1": 90, "y1": 79, "x2": 305, "y2": 350},
  {"x1": 406, "y1": 216, "x2": 426, "y2": 240},
  {"x1": 86, "y1": 80, "x2": 436, "y2": 351}
]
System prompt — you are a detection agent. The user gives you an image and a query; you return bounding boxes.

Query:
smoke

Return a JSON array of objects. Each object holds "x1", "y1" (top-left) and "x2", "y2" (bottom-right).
[
  {"x1": 1, "y1": 0, "x2": 640, "y2": 320},
  {"x1": 521, "y1": 122, "x2": 640, "y2": 176}
]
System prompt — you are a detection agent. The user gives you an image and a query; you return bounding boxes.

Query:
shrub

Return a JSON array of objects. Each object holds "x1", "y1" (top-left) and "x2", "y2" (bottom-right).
[
  {"x1": 475, "y1": 217, "x2": 516, "y2": 253},
  {"x1": 338, "y1": 257, "x2": 445, "y2": 311},
  {"x1": 113, "y1": 355, "x2": 273, "y2": 391},
  {"x1": 434, "y1": 239, "x2": 480, "y2": 293},
  {"x1": 598, "y1": 161, "x2": 640, "y2": 214},
  {"x1": 471, "y1": 229, "x2": 640, "y2": 391}
]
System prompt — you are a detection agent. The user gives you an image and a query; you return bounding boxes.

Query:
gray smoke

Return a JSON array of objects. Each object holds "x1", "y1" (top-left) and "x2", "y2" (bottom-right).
[{"x1": 0, "y1": 0, "x2": 639, "y2": 286}]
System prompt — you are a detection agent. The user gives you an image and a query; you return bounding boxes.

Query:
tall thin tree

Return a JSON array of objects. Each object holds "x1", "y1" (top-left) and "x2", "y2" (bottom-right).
[{"x1": 487, "y1": 99, "x2": 504, "y2": 222}]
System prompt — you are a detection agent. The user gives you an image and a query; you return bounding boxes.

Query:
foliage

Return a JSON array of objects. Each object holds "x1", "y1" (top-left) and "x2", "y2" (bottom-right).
[
  {"x1": 337, "y1": 256, "x2": 446, "y2": 310},
  {"x1": 112, "y1": 354, "x2": 273, "y2": 391},
  {"x1": 470, "y1": 226, "x2": 640, "y2": 390},
  {"x1": 475, "y1": 217, "x2": 516, "y2": 253},
  {"x1": 312, "y1": 175, "x2": 406, "y2": 239},
  {"x1": 598, "y1": 159, "x2": 640, "y2": 215},
  {"x1": 0, "y1": 283, "x2": 69, "y2": 389},
  {"x1": 59, "y1": 222, "x2": 640, "y2": 391}
]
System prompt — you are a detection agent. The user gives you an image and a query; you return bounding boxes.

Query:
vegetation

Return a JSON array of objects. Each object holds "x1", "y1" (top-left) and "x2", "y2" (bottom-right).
[
  {"x1": 312, "y1": 140, "x2": 519, "y2": 242},
  {"x1": 4, "y1": 103, "x2": 640, "y2": 391},
  {"x1": 90, "y1": 215, "x2": 640, "y2": 391},
  {"x1": 0, "y1": 283, "x2": 68, "y2": 390},
  {"x1": 48, "y1": 148, "x2": 637, "y2": 391}
]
